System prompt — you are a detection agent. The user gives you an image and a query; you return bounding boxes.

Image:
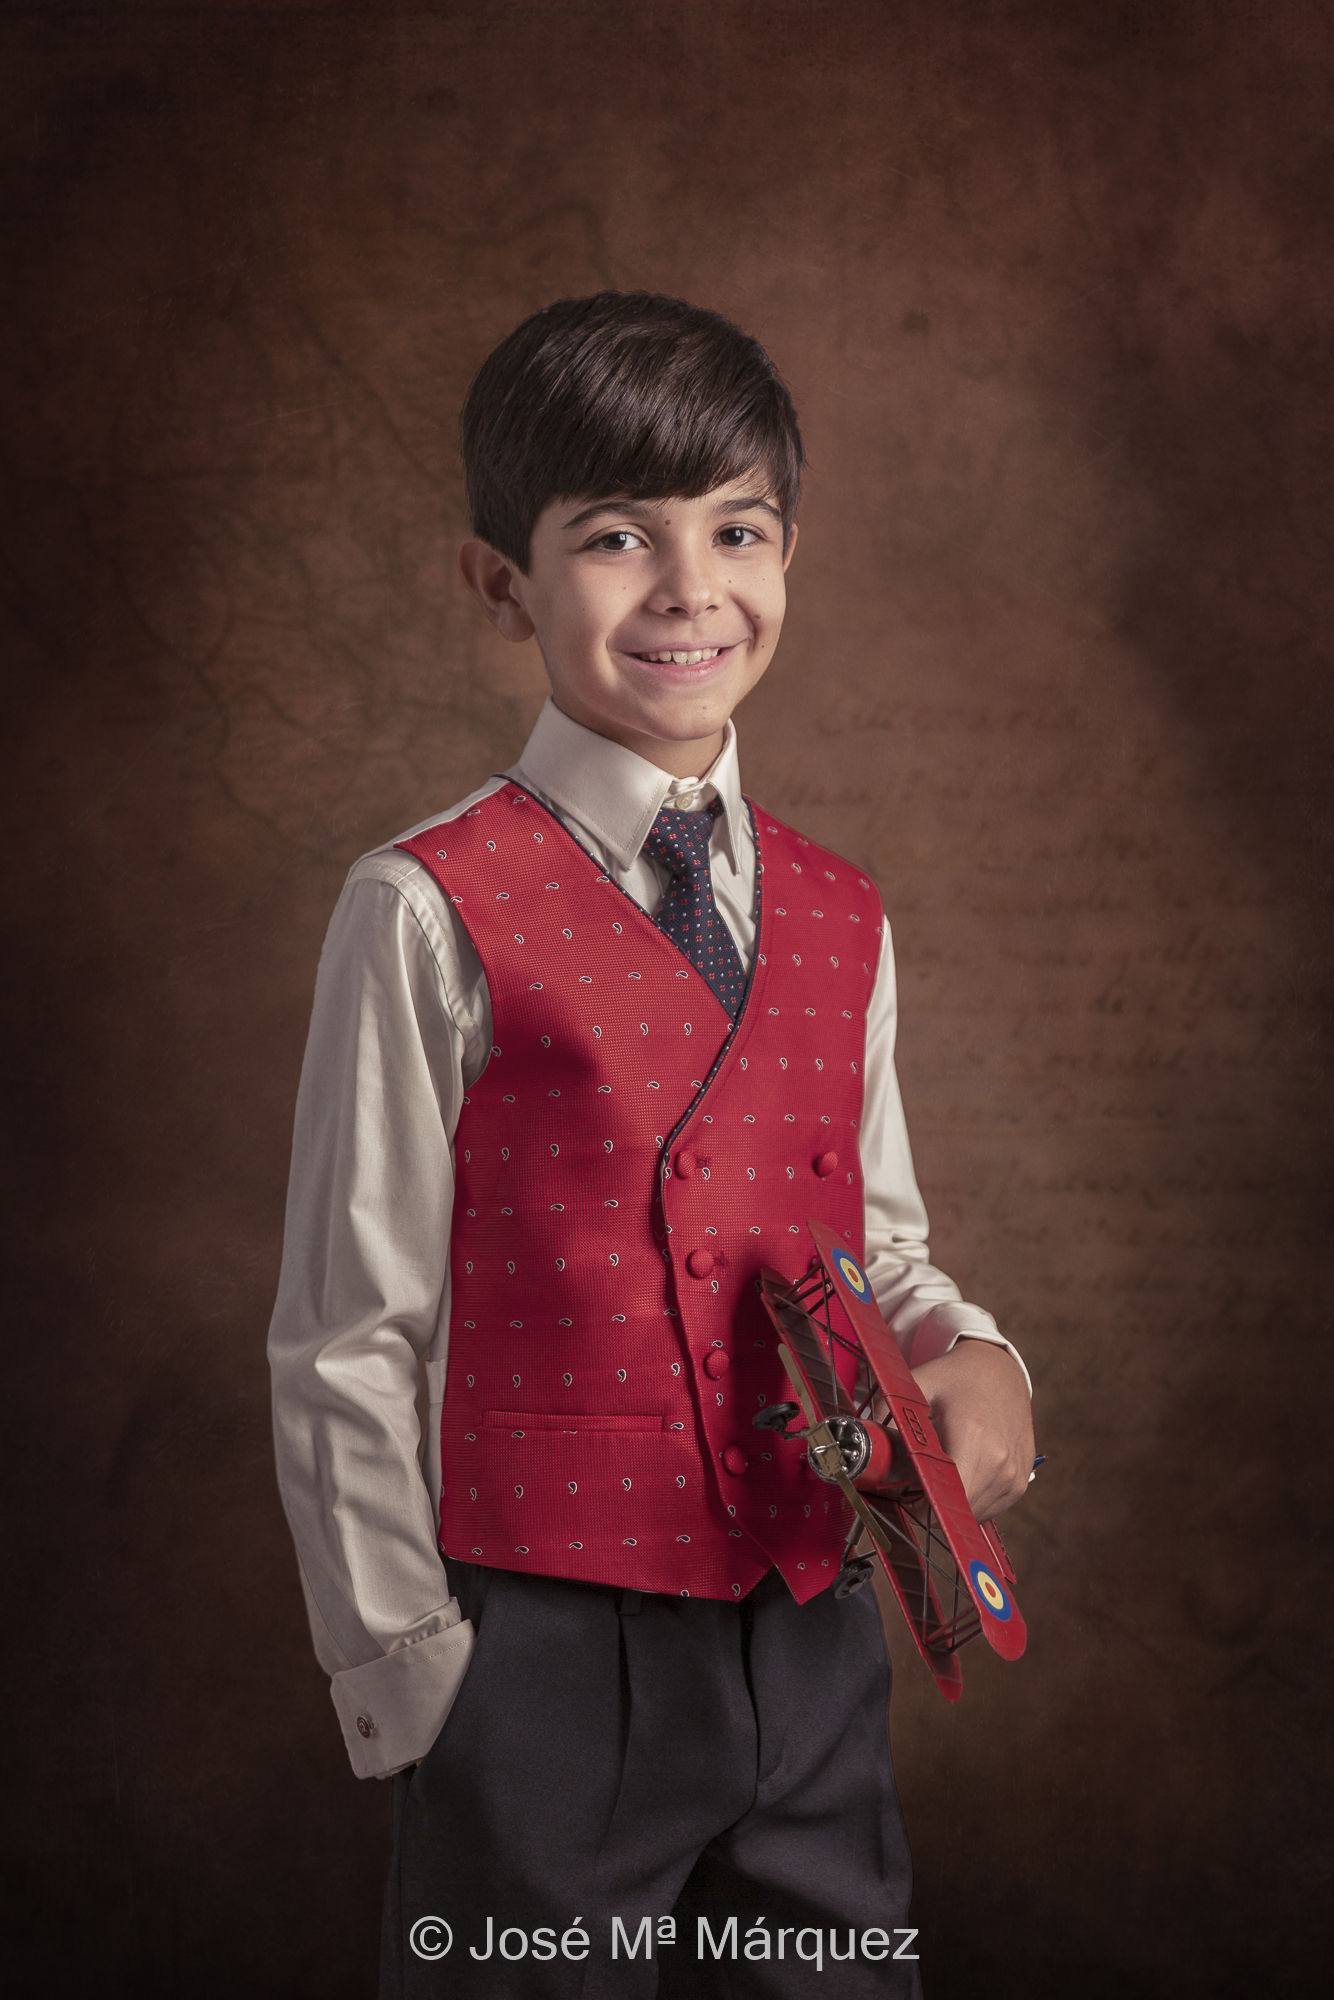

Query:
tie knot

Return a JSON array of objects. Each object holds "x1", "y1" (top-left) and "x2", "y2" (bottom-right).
[{"x1": 643, "y1": 798, "x2": 721, "y2": 879}]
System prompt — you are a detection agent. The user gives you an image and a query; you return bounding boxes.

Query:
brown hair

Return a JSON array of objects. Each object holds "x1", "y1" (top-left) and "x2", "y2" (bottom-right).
[{"x1": 461, "y1": 291, "x2": 803, "y2": 570}]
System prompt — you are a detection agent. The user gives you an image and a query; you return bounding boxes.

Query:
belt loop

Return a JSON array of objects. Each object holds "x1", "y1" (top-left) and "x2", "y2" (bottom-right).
[{"x1": 620, "y1": 1588, "x2": 644, "y2": 1616}]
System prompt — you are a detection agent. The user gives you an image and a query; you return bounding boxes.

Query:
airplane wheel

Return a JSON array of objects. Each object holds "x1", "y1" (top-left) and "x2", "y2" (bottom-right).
[
  {"x1": 834, "y1": 1555, "x2": 876, "y2": 1598},
  {"x1": 753, "y1": 1401, "x2": 801, "y2": 1434}
]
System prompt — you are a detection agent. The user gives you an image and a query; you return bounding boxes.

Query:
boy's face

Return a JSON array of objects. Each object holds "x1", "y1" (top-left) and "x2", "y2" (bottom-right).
[{"x1": 460, "y1": 481, "x2": 795, "y2": 777}]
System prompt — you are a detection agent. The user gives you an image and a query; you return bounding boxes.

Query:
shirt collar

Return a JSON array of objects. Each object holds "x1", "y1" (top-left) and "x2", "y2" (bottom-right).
[{"x1": 510, "y1": 698, "x2": 747, "y2": 874}]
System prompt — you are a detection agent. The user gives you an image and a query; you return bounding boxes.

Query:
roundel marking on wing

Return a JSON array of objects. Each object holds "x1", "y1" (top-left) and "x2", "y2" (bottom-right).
[
  {"x1": 969, "y1": 1559, "x2": 1012, "y2": 1622},
  {"x1": 834, "y1": 1250, "x2": 870, "y2": 1298}
]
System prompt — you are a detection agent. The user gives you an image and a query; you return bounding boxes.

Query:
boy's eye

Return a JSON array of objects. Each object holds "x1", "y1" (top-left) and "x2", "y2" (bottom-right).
[
  {"x1": 589, "y1": 529, "x2": 645, "y2": 553},
  {"x1": 716, "y1": 525, "x2": 762, "y2": 548}
]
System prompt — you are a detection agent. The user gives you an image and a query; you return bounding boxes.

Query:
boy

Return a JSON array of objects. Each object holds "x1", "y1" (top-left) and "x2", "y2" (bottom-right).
[{"x1": 268, "y1": 292, "x2": 1034, "y2": 1997}]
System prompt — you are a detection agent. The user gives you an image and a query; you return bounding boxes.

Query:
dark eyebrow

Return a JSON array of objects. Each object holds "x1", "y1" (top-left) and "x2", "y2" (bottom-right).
[
  {"x1": 714, "y1": 494, "x2": 783, "y2": 524},
  {"x1": 559, "y1": 498, "x2": 648, "y2": 531},
  {"x1": 560, "y1": 493, "x2": 784, "y2": 533}
]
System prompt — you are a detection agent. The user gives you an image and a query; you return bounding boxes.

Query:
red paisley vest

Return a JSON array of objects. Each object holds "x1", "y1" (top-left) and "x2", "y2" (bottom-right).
[{"x1": 396, "y1": 783, "x2": 884, "y2": 1603}]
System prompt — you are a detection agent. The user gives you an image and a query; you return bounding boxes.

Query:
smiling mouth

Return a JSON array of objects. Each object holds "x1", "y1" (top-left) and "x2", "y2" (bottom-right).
[{"x1": 631, "y1": 645, "x2": 734, "y2": 667}]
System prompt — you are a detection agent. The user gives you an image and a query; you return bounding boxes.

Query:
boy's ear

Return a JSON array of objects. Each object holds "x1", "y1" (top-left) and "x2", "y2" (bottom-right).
[
  {"x1": 782, "y1": 520, "x2": 799, "y2": 572},
  {"x1": 458, "y1": 538, "x2": 535, "y2": 643}
]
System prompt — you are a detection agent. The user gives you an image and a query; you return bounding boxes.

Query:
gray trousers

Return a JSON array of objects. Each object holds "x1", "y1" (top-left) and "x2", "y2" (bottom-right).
[{"x1": 381, "y1": 1562, "x2": 921, "y2": 1998}]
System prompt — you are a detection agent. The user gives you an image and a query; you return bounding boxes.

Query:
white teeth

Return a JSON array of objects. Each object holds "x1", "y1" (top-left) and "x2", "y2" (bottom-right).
[{"x1": 640, "y1": 648, "x2": 722, "y2": 666}]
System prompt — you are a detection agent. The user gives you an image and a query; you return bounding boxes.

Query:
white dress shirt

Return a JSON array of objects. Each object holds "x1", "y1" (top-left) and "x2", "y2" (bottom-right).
[{"x1": 268, "y1": 699, "x2": 1029, "y2": 1778}]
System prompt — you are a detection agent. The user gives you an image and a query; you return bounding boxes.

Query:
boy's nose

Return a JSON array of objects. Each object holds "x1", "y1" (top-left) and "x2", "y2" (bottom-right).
[{"x1": 647, "y1": 547, "x2": 720, "y2": 618}]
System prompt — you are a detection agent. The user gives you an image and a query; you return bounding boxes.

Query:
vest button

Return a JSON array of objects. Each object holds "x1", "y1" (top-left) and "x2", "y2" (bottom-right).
[
  {"x1": 703, "y1": 1349, "x2": 730, "y2": 1379},
  {"x1": 686, "y1": 1247, "x2": 715, "y2": 1278},
  {"x1": 814, "y1": 1150, "x2": 840, "y2": 1177},
  {"x1": 722, "y1": 1444, "x2": 749, "y2": 1476},
  {"x1": 674, "y1": 1151, "x2": 698, "y2": 1179}
]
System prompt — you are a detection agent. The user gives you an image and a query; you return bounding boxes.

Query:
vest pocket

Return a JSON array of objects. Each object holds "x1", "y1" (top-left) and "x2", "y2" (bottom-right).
[{"x1": 481, "y1": 1409, "x2": 666, "y2": 1432}]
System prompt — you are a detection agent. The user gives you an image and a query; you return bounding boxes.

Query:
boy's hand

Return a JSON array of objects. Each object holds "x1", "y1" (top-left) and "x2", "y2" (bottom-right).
[{"x1": 910, "y1": 1339, "x2": 1035, "y2": 1520}]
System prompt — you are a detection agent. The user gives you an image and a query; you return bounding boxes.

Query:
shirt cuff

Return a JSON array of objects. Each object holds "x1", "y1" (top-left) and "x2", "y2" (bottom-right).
[
  {"x1": 329, "y1": 1617, "x2": 476, "y2": 1779},
  {"x1": 906, "y1": 1304, "x2": 1033, "y2": 1399}
]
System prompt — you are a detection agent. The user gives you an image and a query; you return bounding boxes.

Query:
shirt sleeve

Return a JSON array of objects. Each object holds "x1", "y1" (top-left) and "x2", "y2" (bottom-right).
[
  {"x1": 858, "y1": 918, "x2": 1032, "y2": 1396},
  {"x1": 267, "y1": 867, "x2": 478, "y2": 1778}
]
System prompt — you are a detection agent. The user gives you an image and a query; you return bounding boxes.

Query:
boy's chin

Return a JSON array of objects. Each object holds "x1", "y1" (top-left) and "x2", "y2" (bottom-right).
[
  {"x1": 558, "y1": 697, "x2": 733, "y2": 772},
  {"x1": 620, "y1": 653, "x2": 767, "y2": 729},
  {"x1": 627, "y1": 686, "x2": 743, "y2": 743}
]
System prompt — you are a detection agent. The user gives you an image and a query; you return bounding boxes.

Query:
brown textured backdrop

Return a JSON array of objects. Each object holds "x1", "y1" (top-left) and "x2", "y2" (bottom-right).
[{"x1": 2, "y1": 3, "x2": 1330, "y2": 1995}]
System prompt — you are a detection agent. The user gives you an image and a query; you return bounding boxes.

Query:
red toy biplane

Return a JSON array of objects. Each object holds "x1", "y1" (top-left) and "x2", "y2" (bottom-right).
[{"x1": 754, "y1": 1219, "x2": 1026, "y2": 1699}]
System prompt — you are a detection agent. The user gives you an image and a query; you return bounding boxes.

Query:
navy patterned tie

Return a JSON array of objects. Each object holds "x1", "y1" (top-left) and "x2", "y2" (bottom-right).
[{"x1": 642, "y1": 798, "x2": 747, "y2": 1019}]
